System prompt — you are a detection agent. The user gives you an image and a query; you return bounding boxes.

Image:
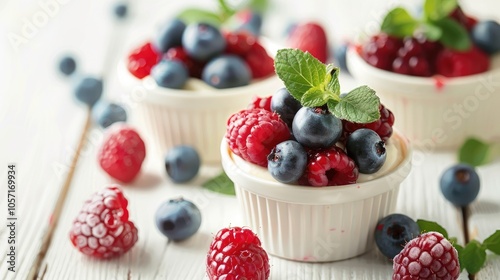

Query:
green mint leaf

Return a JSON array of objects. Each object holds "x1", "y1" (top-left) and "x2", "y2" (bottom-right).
[
  {"x1": 301, "y1": 87, "x2": 330, "y2": 107},
  {"x1": 178, "y1": 8, "x2": 222, "y2": 26},
  {"x1": 331, "y1": 86, "x2": 380, "y2": 123},
  {"x1": 416, "y1": 219, "x2": 449, "y2": 238},
  {"x1": 381, "y1": 7, "x2": 419, "y2": 37},
  {"x1": 325, "y1": 65, "x2": 341, "y2": 96},
  {"x1": 249, "y1": 0, "x2": 268, "y2": 12},
  {"x1": 423, "y1": 0, "x2": 458, "y2": 21},
  {"x1": 274, "y1": 49, "x2": 327, "y2": 102},
  {"x1": 433, "y1": 18, "x2": 471, "y2": 51},
  {"x1": 422, "y1": 22, "x2": 443, "y2": 41},
  {"x1": 453, "y1": 243, "x2": 465, "y2": 271},
  {"x1": 458, "y1": 137, "x2": 492, "y2": 167},
  {"x1": 217, "y1": 0, "x2": 237, "y2": 20},
  {"x1": 483, "y1": 230, "x2": 500, "y2": 254},
  {"x1": 202, "y1": 171, "x2": 235, "y2": 195},
  {"x1": 460, "y1": 240, "x2": 487, "y2": 275}
]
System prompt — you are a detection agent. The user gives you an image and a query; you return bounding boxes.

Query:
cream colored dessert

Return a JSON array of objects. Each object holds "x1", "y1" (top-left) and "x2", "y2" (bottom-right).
[{"x1": 232, "y1": 136, "x2": 404, "y2": 184}]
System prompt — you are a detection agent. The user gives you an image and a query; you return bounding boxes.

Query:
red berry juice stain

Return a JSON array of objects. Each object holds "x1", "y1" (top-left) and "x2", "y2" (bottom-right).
[
  {"x1": 433, "y1": 76, "x2": 446, "y2": 91},
  {"x1": 330, "y1": 228, "x2": 336, "y2": 231}
]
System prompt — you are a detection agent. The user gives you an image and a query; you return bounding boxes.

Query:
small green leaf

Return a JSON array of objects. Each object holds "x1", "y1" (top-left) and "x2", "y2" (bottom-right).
[
  {"x1": 453, "y1": 243, "x2": 465, "y2": 271},
  {"x1": 483, "y1": 230, "x2": 500, "y2": 254},
  {"x1": 331, "y1": 86, "x2": 380, "y2": 123},
  {"x1": 178, "y1": 8, "x2": 222, "y2": 26},
  {"x1": 274, "y1": 49, "x2": 327, "y2": 102},
  {"x1": 249, "y1": 0, "x2": 268, "y2": 12},
  {"x1": 458, "y1": 137, "x2": 492, "y2": 167},
  {"x1": 217, "y1": 0, "x2": 237, "y2": 20},
  {"x1": 416, "y1": 219, "x2": 449, "y2": 238},
  {"x1": 301, "y1": 86, "x2": 329, "y2": 107},
  {"x1": 423, "y1": 0, "x2": 457, "y2": 21},
  {"x1": 325, "y1": 65, "x2": 341, "y2": 97},
  {"x1": 422, "y1": 22, "x2": 443, "y2": 41},
  {"x1": 202, "y1": 171, "x2": 235, "y2": 195},
  {"x1": 381, "y1": 7, "x2": 420, "y2": 37},
  {"x1": 433, "y1": 18, "x2": 471, "y2": 51},
  {"x1": 460, "y1": 240, "x2": 487, "y2": 275}
]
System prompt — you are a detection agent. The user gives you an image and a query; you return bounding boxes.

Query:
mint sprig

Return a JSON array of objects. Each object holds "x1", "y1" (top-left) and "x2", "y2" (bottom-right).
[
  {"x1": 380, "y1": 0, "x2": 471, "y2": 51},
  {"x1": 178, "y1": 0, "x2": 268, "y2": 25},
  {"x1": 417, "y1": 219, "x2": 500, "y2": 275},
  {"x1": 458, "y1": 137, "x2": 500, "y2": 167},
  {"x1": 202, "y1": 171, "x2": 235, "y2": 195},
  {"x1": 274, "y1": 49, "x2": 380, "y2": 123}
]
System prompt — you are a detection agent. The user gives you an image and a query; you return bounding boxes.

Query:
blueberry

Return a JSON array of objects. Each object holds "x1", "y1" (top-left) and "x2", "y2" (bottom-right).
[
  {"x1": 292, "y1": 107, "x2": 342, "y2": 149},
  {"x1": 92, "y1": 101, "x2": 127, "y2": 128},
  {"x1": 155, "y1": 198, "x2": 202, "y2": 241},
  {"x1": 270, "y1": 88, "x2": 302, "y2": 128},
  {"x1": 165, "y1": 145, "x2": 201, "y2": 183},
  {"x1": 151, "y1": 60, "x2": 188, "y2": 89},
  {"x1": 334, "y1": 43, "x2": 349, "y2": 74},
  {"x1": 440, "y1": 163, "x2": 480, "y2": 206},
  {"x1": 74, "y1": 77, "x2": 103, "y2": 107},
  {"x1": 153, "y1": 19, "x2": 186, "y2": 53},
  {"x1": 58, "y1": 55, "x2": 76, "y2": 76},
  {"x1": 267, "y1": 140, "x2": 307, "y2": 184},
  {"x1": 182, "y1": 23, "x2": 226, "y2": 61},
  {"x1": 346, "y1": 129, "x2": 386, "y2": 174},
  {"x1": 113, "y1": 2, "x2": 128, "y2": 19},
  {"x1": 374, "y1": 214, "x2": 420, "y2": 259},
  {"x1": 235, "y1": 11, "x2": 263, "y2": 36},
  {"x1": 202, "y1": 55, "x2": 251, "y2": 89},
  {"x1": 471, "y1": 20, "x2": 500, "y2": 54}
]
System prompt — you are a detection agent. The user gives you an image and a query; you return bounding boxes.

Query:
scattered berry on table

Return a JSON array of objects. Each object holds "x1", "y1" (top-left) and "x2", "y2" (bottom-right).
[
  {"x1": 153, "y1": 19, "x2": 186, "y2": 53},
  {"x1": 270, "y1": 87, "x2": 302, "y2": 128},
  {"x1": 113, "y1": 2, "x2": 128, "y2": 19},
  {"x1": 471, "y1": 20, "x2": 500, "y2": 55},
  {"x1": 334, "y1": 43, "x2": 349, "y2": 74},
  {"x1": 248, "y1": 95, "x2": 272, "y2": 111},
  {"x1": 440, "y1": 163, "x2": 480, "y2": 207},
  {"x1": 58, "y1": 55, "x2": 77, "y2": 76},
  {"x1": 346, "y1": 128, "x2": 387, "y2": 174},
  {"x1": 155, "y1": 198, "x2": 201, "y2": 241},
  {"x1": 164, "y1": 145, "x2": 200, "y2": 183},
  {"x1": 292, "y1": 106, "x2": 342, "y2": 149},
  {"x1": 69, "y1": 185, "x2": 138, "y2": 259},
  {"x1": 202, "y1": 55, "x2": 251, "y2": 89},
  {"x1": 127, "y1": 41, "x2": 160, "y2": 79},
  {"x1": 341, "y1": 103, "x2": 394, "y2": 143},
  {"x1": 92, "y1": 101, "x2": 127, "y2": 128},
  {"x1": 164, "y1": 46, "x2": 205, "y2": 78},
  {"x1": 374, "y1": 213, "x2": 420, "y2": 259},
  {"x1": 98, "y1": 124, "x2": 146, "y2": 183},
  {"x1": 435, "y1": 46, "x2": 490, "y2": 77},
  {"x1": 361, "y1": 34, "x2": 403, "y2": 71},
  {"x1": 268, "y1": 140, "x2": 308, "y2": 184},
  {"x1": 226, "y1": 108, "x2": 290, "y2": 167},
  {"x1": 206, "y1": 226, "x2": 270, "y2": 280},
  {"x1": 74, "y1": 77, "x2": 103, "y2": 107},
  {"x1": 244, "y1": 40, "x2": 275, "y2": 79},
  {"x1": 151, "y1": 60, "x2": 189, "y2": 89},
  {"x1": 287, "y1": 22, "x2": 328, "y2": 63},
  {"x1": 393, "y1": 232, "x2": 460, "y2": 280},
  {"x1": 182, "y1": 23, "x2": 226, "y2": 61},
  {"x1": 299, "y1": 146, "x2": 359, "y2": 187}
]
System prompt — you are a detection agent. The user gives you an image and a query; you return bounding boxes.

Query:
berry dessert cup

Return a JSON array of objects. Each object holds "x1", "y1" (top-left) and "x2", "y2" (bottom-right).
[
  {"x1": 118, "y1": 19, "x2": 281, "y2": 164},
  {"x1": 221, "y1": 49, "x2": 413, "y2": 262},
  {"x1": 346, "y1": 4, "x2": 500, "y2": 149}
]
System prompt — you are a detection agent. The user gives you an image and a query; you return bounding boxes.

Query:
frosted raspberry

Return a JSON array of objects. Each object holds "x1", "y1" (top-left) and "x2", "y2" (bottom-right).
[{"x1": 341, "y1": 104, "x2": 394, "y2": 143}]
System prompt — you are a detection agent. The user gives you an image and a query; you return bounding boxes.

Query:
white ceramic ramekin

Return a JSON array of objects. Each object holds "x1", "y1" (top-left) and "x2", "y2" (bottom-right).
[
  {"x1": 347, "y1": 47, "x2": 500, "y2": 149},
  {"x1": 221, "y1": 133, "x2": 412, "y2": 262},
  {"x1": 117, "y1": 40, "x2": 282, "y2": 164}
]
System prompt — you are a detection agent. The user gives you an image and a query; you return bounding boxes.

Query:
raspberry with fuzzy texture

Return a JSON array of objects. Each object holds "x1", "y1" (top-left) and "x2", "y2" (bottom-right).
[
  {"x1": 436, "y1": 46, "x2": 490, "y2": 77},
  {"x1": 226, "y1": 108, "x2": 290, "y2": 167},
  {"x1": 206, "y1": 227, "x2": 270, "y2": 280},
  {"x1": 248, "y1": 95, "x2": 272, "y2": 111},
  {"x1": 127, "y1": 42, "x2": 160, "y2": 79},
  {"x1": 299, "y1": 146, "x2": 359, "y2": 187},
  {"x1": 244, "y1": 41, "x2": 275, "y2": 79},
  {"x1": 341, "y1": 104, "x2": 395, "y2": 143},
  {"x1": 393, "y1": 232, "x2": 460, "y2": 280},
  {"x1": 69, "y1": 185, "x2": 138, "y2": 259},
  {"x1": 98, "y1": 124, "x2": 146, "y2": 183},
  {"x1": 224, "y1": 31, "x2": 256, "y2": 56}
]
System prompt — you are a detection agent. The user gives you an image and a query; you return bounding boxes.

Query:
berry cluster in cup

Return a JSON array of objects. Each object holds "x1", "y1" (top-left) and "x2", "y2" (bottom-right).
[{"x1": 126, "y1": 19, "x2": 274, "y2": 89}]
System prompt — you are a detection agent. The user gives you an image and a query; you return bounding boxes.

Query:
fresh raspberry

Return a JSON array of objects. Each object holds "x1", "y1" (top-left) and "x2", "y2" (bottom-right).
[
  {"x1": 393, "y1": 37, "x2": 436, "y2": 77},
  {"x1": 244, "y1": 41, "x2": 275, "y2": 79},
  {"x1": 436, "y1": 46, "x2": 490, "y2": 77},
  {"x1": 393, "y1": 232, "x2": 460, "y2": 280},
  {"x1": 247, "y1": 95, "x2": 272, "y2": 111},
  {"x1": 206, "y1": 226, "x2": 270, "y2": 280},
  {"x1": 299, "y1": 146, "x2": 359, "y2": 187},
  {"x1": 362, "y1": 34, "x2": 403, "y2": 71},
  {"x1": 223, "y1": 31, "x2": 256, "y2": 56},
  {"x1": 341, "y1": 104, "x2": 395, "y2": 143},
  {"x1": 69, "y1": 185, "x2": 138, "y2": 259},
  {"x1": 98, "y1": 124, "x2": 146, "y2": 183},
  {"x1": 450, "y1": 6, "x2": 478, "y2": 31},
  {"x1": 287, "y1": 22, "x2": 329, "y2": 63},
  {"x1": 127, "y1": 42, "x2": 160, "y2": 79},
  {"x1": 226, "y1": 108, "x2": 290, "y2": 167},
  {"x1": 164, "y1": 47, "x2": 205, "y2": 78}
]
